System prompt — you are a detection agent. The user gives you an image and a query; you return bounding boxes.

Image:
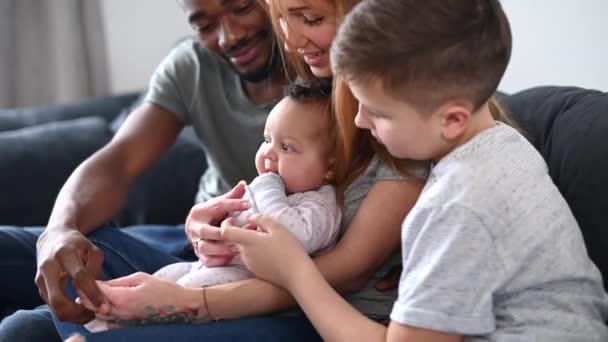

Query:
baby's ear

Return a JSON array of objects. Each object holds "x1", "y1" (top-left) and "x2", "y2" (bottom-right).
[
  {"x1": 324, "y1": 170, "x2": 335, "y2": 182},
  {"x1": 324, "y1": 157, "x2": 337, "y2": 182}
]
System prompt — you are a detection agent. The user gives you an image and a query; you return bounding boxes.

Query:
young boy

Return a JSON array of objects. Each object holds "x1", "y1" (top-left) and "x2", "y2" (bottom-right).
[{"x1": 221, "y1": 0, "x2": 608, "y2": 341}]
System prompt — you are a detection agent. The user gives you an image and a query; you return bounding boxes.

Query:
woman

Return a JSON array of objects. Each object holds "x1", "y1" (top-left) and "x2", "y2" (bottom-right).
[
  {"x1": 221, "y1": 0, "x2": 608, "y2": 340},
  {"x1": 61, "y1": 0, "x2": 427, "y2": 340}
]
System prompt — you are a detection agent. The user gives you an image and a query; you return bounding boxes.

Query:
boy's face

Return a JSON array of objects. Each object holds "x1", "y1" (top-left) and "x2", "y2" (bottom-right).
[
  {"x1": 349, "y1": 79, "x2": 444, "y2": 161},
  {"x1": 183, "y1": 0, "x2": 276, "y2": 82},
  {"x1": 255, "y1": 97, "x2": 332, "y2": 194}
]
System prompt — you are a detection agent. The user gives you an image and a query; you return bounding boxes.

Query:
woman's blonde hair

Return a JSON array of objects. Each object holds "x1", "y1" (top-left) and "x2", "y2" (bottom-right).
[
  {"x1": 264, "y1": 0, "x2": 358, "y2": 82},
  {"x1": 264, "y1": 0, "x2": 422, "y2": 203}
]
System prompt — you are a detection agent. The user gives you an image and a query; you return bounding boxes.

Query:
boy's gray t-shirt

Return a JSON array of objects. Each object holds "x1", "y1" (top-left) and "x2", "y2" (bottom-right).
[
  {"x1": 392, "y1": 123, "x2": 608, "y2": 340},
  {"x1": 145, "y1": 39, "x2": 431, "y2": 319},
  {"x1": 145, "y1": 39, "x2": 273, "y2": 202}
]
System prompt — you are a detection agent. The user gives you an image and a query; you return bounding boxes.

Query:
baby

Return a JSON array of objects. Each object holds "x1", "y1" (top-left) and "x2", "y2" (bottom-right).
[
  {"x1": 154, "y1": 80, "x2": 341, "y2": 287},
  {"x1": 82, "y1": 80, "x2": 341, "y2": 333}
]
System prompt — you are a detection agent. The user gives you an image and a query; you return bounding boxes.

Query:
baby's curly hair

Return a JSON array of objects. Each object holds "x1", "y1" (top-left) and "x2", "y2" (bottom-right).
[
  {"x1": 284, "y1": 79, "x2": 332, "y2": 103},
  {"x1": 283, "y1": 79, "x2": 336, "y2": 181}
]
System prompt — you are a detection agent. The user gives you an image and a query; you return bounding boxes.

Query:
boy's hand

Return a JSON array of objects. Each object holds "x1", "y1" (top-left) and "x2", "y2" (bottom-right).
[
  {"x1": 221, "y1": 214, "x2": 311, "y2": 290},
  {"x1": 186, "y1": 181, "x2": 250, "y2": 267},
  {"x1": 35, "y1": 227, "x2": 108, "y2": 323}
]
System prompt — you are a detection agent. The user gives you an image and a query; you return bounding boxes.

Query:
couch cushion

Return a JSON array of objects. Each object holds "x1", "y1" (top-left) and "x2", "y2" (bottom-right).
[
  {"x1": 0, "y1": 93, "x2": 141, "y2": 132},
  {"x1": 114, "y1": 130, "x2": 207, "y2": 226},
  {"x1": 0, "y1": 117, "x2": 112, "y2": 225},
  {"x1": 502, "y1": 86, "x2": 608, "y2": 288}
]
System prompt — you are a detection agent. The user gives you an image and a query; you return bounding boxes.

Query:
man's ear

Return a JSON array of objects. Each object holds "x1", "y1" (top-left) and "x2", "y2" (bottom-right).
[{"x1": 438, "y1": 102, "x2": 472, "y2": 141}]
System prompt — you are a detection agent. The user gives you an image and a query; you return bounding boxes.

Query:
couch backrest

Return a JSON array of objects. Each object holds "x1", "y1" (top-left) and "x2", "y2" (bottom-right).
[{"x1": 501, "y1": 86, "x2": 608, "y2": 289}]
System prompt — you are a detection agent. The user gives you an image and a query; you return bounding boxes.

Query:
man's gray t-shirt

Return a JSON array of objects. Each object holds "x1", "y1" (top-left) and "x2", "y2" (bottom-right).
[
  {"x1": 392, "y1": 123, "x2": 608, "y2": 340},
  {"x1": 146, "y1": 39, "x2": 273, "y2": 202},
  {"x1": 145, "y1": 40, "x2": 430, "y2": 319}
]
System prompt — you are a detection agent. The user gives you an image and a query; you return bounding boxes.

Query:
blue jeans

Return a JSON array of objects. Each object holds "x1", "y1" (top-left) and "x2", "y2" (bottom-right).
[
  {"x1": 0, "y1": 226, "x2": 45, "y2": 312},
  {"x1": 57, "y1": 314, "x2": 320, "y2": 342},
  {"x1": 0, "y1": 225, "x2": 321, "y2": 342},
  {"x1": 0, "y1": 225, "x2": 188, "y2": 313}
]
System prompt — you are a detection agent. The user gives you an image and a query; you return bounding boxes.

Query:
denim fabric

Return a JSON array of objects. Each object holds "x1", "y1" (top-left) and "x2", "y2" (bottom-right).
[
  {"x1": 0, "y1": 225, "x2": 190, "y2": 314},
  {"x1": 0, "y1": 306, "x2": 60, "y2": 342},
  {"x1": 56, "y1": 313, "x2": 321, "y2": 342},
  {"x1": 0, "y1": 226, "x2": 45, "y2": 312},
  {"x1": 0, "y1": 225, "x2": 320, "y2": 341},
  {"x1": 0, "y1": 224, "x2": 186, "y2": 341}
]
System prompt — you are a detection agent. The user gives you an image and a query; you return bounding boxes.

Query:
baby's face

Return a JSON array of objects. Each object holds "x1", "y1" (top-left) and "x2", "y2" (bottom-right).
[{"x1": 255, "y1": 97, "x2": 332, "y2": 194}]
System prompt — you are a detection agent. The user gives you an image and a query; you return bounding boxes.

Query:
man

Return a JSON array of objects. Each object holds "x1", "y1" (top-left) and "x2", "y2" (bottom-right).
[{"x1": 0, "y1": 0, "x2": 286, "y2": 340}]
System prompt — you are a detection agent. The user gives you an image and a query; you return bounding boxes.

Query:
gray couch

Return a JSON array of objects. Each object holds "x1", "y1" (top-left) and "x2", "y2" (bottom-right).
[
  {"x1": 0, "y1": 93, "x2": 206, "y2": 227},
  {"x1": 0, "y1": 86, "x2": 606, "y2": 290}
]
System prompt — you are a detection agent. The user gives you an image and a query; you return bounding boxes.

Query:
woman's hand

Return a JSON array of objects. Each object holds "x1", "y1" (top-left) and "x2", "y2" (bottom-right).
[
  {"x1": 186, "y1": 181, "x2": 250, "y2": 267},
  {"x1": 221, "y1": 215, "x2": 314, "y2": 290},
  {"x1": 90, "y1": 272, "x2": 211, "y2": 325}
]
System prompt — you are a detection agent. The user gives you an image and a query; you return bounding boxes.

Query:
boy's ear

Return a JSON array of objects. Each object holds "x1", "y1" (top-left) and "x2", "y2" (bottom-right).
[{"x1": 438, "y1": 102, "x2": 472, "y2": 141}]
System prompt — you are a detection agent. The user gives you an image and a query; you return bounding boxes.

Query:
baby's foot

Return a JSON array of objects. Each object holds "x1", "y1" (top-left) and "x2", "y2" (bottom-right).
[{"x1": 65, "y1": 334, "x2": 85, "y2": 342}]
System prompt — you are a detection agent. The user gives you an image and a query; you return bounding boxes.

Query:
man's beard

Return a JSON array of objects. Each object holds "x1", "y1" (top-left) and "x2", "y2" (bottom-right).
[{"x1": 238, "y1": 38, "x2": 281, "y2": 83}]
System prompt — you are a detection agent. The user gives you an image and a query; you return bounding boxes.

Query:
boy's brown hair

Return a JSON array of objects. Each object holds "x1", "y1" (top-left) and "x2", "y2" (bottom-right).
[{"x1": 332, "y1": 0, "x2": 512, "y2": 116}]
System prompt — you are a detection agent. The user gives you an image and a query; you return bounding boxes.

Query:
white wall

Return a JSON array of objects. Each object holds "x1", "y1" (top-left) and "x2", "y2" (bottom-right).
[
  {"x1": 101, "y1": 1, "x2": 608, "y2": 94},
  {"x1": 498, "y1": 0, "x2": 608, "y2": 93},
  {"x1": 101, "y1": 1, "x2": 192, "y2": 94}
]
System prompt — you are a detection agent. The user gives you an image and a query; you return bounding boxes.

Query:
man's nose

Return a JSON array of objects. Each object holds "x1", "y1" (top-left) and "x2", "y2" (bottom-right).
[{"x1": 218, "y1": 17, "x2": 245, "y2": 51}]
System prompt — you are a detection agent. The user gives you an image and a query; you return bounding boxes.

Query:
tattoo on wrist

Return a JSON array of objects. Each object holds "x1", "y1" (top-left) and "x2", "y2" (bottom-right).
[{"x1": 107, "y1": 305, "x2": 212, "y2": 326}]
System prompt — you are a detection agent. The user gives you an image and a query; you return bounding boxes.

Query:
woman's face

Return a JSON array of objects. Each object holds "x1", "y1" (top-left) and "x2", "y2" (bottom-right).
[{"x1": 278, "y1": 0, "x2": 337, "y2": 78}]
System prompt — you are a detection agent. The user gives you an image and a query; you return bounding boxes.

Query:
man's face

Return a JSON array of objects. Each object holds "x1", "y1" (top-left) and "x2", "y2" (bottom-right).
[{"x1": 183, "y1": 0, "x2": 277, "y2": 82}]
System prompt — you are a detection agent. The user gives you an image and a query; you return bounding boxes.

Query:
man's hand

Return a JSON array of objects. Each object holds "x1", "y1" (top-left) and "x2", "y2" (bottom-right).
[
  {"x1": 185, "y1": 181, "x2": 250, "y2": 267},
  {"x1": 35, "y1": 227, "x2": 107, "y2": 323}
]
